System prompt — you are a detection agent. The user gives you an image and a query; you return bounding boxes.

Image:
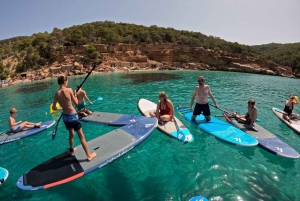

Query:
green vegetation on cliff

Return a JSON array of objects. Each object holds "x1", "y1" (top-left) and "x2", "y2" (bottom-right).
[
  {"x1": 0, "y1": 21, "x2": 299, "y2": 77},
  {"x1": 251, "y1": 43, "x2": 300, "y2": 72}
]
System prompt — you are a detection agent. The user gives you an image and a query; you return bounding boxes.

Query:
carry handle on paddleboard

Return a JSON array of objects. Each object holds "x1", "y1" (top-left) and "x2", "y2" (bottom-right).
[{"x1": 52, "y1": 63, "x2": 99, "y2": 140}]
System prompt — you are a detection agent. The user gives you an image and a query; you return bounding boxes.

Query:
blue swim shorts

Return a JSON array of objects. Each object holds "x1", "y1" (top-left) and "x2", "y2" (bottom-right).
[{"x1": 62, "y1": 113, "x2": 82, "y2": 131}]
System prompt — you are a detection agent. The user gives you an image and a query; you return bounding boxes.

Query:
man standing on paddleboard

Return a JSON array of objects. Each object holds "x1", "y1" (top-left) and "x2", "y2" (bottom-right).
[
  {"x1": 52, "y1": 74, "x2": 96, "y2": 161},
  {"x1": 190, "y1": 76, "x2": 218, "y2": 121}
]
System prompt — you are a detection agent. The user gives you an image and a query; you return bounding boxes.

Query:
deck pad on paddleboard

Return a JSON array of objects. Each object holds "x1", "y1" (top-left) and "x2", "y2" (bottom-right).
[
  {"x1": 177, "y1": 106, "x2": 258, "y2": 146},
  {"x1": 80, "y1": 111, "x2": 146, "y2": 126},
  {"x1": 189, "y1": 196, "x2": 209, "y2": 201},
  {"x1": 138, "y1": 98, "x2": 193, "y2": 142},
  {"x1": 0, "y1": 167, "x2": 9, "y2": 185},
  {"x1": 272, "y1": 107, "x2": 300, "y2": 135},
  {"x1": 0, "y1": 120, "x2": 55, "y2": 145},
  {"x1": 223, "y1": 112, "x2": 300, "y2": 158},
  {"x1": 17, "y1": 117, "x2": 158, "y2": 190}
]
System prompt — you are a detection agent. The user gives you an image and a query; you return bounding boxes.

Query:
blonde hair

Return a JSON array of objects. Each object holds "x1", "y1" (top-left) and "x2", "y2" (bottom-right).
[
  {"x1": 10, "y1": 108, "x2": 17, "y2": 114},
  {"x1": 198, "y1": 76, "x2": 205, "y2": 81},
  {"x1": 159, "y1": 91, "x2": 169, "y2": 101}
]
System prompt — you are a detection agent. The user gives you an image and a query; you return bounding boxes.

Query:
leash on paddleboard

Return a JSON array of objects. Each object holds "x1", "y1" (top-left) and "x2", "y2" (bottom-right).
[{"x1": 52, "y1": 63, "x2": 99, "y2": 140}]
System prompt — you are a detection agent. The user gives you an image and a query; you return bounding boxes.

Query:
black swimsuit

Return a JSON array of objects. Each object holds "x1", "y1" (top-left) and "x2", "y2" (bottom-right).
[{"x1": 283, "y1": 103, "x2": 293, "y2": 116}]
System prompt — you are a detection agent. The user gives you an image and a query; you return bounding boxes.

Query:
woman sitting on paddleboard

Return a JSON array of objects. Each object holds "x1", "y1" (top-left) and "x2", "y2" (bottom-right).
[
  {"x1": 149, "y1": 91, "x2": 174, "y2": 125},
  {"x1": 283, "y1": 94, "x2": 299, "y2": 124}
]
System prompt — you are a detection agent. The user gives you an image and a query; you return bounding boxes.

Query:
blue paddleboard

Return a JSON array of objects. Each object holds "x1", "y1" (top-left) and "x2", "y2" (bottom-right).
[
  {"x1": 138, "y1": 98, "x2": 194, "y2": 142},
  {"x1": 0, "y1": 167, "x2": 9, "y2": 185},
  {"x1": 223, "y1": 111, "x2": 300, "y2": 158},
  {"x1": 189, "y1": 196, "x2": 209, "y2": 201},
  {"x1": 80, "y1": 111, "x2": 146, "y2": 126},
  {"x1": 17, "y1": 117, "x2": 158, "y2": 190},
  {"x1": 177, "y1": 106, "x2": 258, "y2": 146},
  {"x1": 0, "y1": 120, "x2": 55, "y2": 145}
]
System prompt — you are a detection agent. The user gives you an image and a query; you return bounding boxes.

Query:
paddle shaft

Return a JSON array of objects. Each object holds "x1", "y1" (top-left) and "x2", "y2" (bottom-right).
[{"x1": 52, "y1": 64, "x2": 99, "y2": 140}]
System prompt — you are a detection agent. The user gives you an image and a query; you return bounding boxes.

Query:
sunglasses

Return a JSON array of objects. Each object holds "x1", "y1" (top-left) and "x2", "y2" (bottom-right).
[
  {"x1": 198, "y1": 80, "x2": 204, "y2": 82},
  {"x1": 291, "y1": 97, "x2": 295, "y2": 99}
]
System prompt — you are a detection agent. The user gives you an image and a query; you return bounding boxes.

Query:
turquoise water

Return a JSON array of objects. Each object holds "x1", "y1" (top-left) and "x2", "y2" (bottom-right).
[{"x1": 0, "y1": 71, "x2": 300, "y2": 201}]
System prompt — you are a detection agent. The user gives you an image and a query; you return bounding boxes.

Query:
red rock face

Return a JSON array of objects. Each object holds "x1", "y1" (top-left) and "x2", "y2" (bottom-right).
[{"x1": 47, "y1": 43, "x2": 290, "y2": 76}]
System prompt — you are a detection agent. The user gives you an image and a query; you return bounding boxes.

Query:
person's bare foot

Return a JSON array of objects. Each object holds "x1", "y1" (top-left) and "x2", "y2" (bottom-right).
[
  {"x1": 35, "y1": 122, "x2": 42, "y2": 128},
  {"x1": 87, "y1": 110, "x2": 93, "y2": 115},
  {"x1": 87, "y1": 152, "x2": 97, "y2": 161},
  {"x1": 68, "y1": 147, "x2": 77, "y2": 156}
]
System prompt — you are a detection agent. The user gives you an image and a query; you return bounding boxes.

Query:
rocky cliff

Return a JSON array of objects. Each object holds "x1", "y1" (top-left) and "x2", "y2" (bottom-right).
[{"x1": 48, "y1": 43, "x2": 290, "y2": 76}]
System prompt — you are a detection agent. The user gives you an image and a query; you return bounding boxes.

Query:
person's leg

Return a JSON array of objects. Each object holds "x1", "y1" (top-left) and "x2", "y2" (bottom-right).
[
  {"x1": 203, "y1": 104, "x2": 211, "y2": 121},
  {"x1": 76, "y1": 128, "x2": 96, "y2": 161},
  {"x1": 159, "y1": 114, "x2": 172, "y2": 122},
  {"x1": 192, "y1": 104, "x2": 201, "y2": 120},
  {"x1": 290, "y1": 113, "x2": 299, "y2": 119}
]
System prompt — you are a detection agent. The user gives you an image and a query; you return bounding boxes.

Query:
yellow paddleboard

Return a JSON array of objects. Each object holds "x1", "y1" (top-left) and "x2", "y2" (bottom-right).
[
  {"x1": 293, "y1": 96, "x2": 298, "y2": 103},
  {"x1": 50, "y1": 103, "x2": 60, "y2": 114}
]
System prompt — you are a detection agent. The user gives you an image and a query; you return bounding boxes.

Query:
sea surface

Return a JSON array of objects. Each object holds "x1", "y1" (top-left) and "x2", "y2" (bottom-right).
[{"x1": 0, "y1": 70, "x2": 300, "y2": 201}]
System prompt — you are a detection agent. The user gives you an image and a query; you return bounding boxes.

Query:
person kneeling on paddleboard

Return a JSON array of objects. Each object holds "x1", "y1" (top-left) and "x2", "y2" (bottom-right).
[
  {"x1": 52, "y1": 74, "x2": 96, "y2": 161},
  {"x1": 149, "y1": 91, "x2": 174, "y2": 125},
  {"x1": 76, "y1": 85, "x2": 93, "y2": 117},
  {"x1": 190, "y1": 76, "x2": 218, "y2": 122},
  {"x1": 283, "y1": 94, "x2": 299, "y2": 124},
  {"x1": 234, "y1": 99, "x2": 257, "y2": 130},
  {"x1": 8, "y1": 108, "x2": 41, "y2": 133}
]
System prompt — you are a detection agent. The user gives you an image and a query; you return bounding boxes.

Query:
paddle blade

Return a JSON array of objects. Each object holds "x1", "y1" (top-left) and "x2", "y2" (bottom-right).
[{"x1": 97, "y1": 96, "x2": 103, "y2": 101}]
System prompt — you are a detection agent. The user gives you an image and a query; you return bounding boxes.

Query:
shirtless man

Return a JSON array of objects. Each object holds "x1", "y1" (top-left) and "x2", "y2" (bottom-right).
[
  {"x1": 235, "y1": 99, "x2": 258, "y2": 128},
  {"x1": 190, "y1": 76, "x2": 218, "y2": 121},
  {"x1": 52, "y1": 74, "x2": 96, "y2": 161},
  {"x1": 76, "y1": 85, "x2": 93, "y2": 117},
  {"x1": 8, "y1": 108, "x2": 41, "y2": 133}
]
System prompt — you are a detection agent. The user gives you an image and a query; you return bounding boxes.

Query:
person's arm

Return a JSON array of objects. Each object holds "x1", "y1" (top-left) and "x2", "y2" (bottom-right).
[
  {"x1": 84, "y1": 91, "x2": 92, "y2": 104},
  {"x1": 208, "y1": 86, "x2": 218, "y2": 108},
  {"x1": 52, "y1": 94, "x2": 62, "y2": 110},
  {"x1": 250, "y1": 108, "x2": 258, "y2": 125},
  {"x1": 190, "y1": 88, "x2": 196, "y2": 111},
  {"x1": 167, "y1": 100, "x2": 174, "y2": 121},
  {"x1": 155, "y1": 101, "x2": 160, "y2": 119},
  {"x1": 72, "y1": 89, "x2": 79, "y2": 106},
  {"x1": 9, "y1": 117, "x2": 21, "y2": 129}
]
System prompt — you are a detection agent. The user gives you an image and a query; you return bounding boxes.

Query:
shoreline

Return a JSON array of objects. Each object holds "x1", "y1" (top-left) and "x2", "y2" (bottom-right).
[{"x1": 0, "y1": 68, "x2": 297, "y2": 89}]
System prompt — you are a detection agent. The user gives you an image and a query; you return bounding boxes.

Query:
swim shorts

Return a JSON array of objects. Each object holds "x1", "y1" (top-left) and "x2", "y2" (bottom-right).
[
  {"x1": 77, "y1": 102, "x2": 85, "y2": 111},
  {"x1": 62, "y1": 113, "x2": 82, "y2": 131},
  {"x1": 193, "y1": 103, "x2": 211, "y2": 116},
  {"x1": 12, "y1": 124, "x2": 23, "y2": 133}
]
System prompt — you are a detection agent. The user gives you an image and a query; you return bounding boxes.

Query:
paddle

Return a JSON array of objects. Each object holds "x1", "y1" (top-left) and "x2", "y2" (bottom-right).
[
  {"x1": 52, "y1": 64, "x2": 98, "y2": 140},
  {"x1": 208, "y1": 103, "x2": 258, "y2": 132},
  {"x1": 77, "y1": 96, "x2": 103, "y2": 113}
]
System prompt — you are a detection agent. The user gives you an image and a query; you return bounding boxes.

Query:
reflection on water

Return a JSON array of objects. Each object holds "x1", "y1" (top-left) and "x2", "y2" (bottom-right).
[
  {"x1": 14, "y1": 81, "x2": 53, "y2": 94},
  {"x1": 122, "y1": 73, "x2": 181, "y2": 84}
]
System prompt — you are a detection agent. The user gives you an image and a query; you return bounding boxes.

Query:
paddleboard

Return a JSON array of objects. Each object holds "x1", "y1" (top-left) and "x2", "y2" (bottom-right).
[
  {"x1": 50, "y1": 103, "x2": 60, "y2": 114},
  {"x1": 137, "y1": 98, "x2": 194, "y2": 142},
  {"x1": 16, "y1": 117, "x2": 158, "y2": 190},
  {"x1": 0, "y1": 167, "x2": 9, "y2": 185},
  {"x1": 223, "y1": 111, "x2": 300, "y2": 158},
  {"x1": 0, "y1": 120, "x2": 55, "y2": 145},
  {"x1": 189, "y1": 196, "x2": 209, "y2": 201},
  {"x1": 81, "y1": 111, "x2": 146, "y2": 126},
  {"x1": 272, "y1": 107, "x2": 300, "y2": 135},
  {"x1": 176, "y1": 106, "x2": 258, "y2": 146}
]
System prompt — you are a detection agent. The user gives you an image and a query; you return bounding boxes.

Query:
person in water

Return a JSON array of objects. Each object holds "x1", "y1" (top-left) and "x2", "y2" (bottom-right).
[
  {"x1": 8, "y1": 108, "x2": 41, "y2": 133},
  {"x1": 283, "y1": 94, "x2": 299, "y2": 124},
  {"x1": 234, "y1": 99, "x2": 258, "y2": 129},
  {"x1": 76, "y1": 85, "x2": 93, "y2": 117},
  {"x1": 190, "y1": 76, "x2": 218, "y2": 121},
  {"x1": 52, "y1": 74, "x2": 96, "y2": 161},
  {"x1": 149, "y1": 91, "x2": 174, "y2": 125}
]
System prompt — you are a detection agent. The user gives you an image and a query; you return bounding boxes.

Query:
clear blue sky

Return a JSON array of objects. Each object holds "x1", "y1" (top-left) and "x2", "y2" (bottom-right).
[{"x1": 0, "y1": 0, "x2": 299, "y2": 45}]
